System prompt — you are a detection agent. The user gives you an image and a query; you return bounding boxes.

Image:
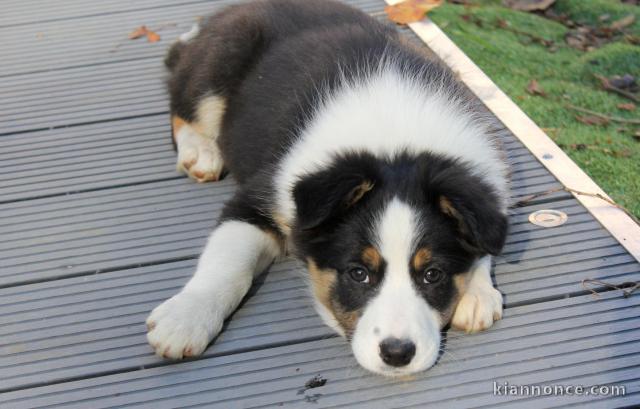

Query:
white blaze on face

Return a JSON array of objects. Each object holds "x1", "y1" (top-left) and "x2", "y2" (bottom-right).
[{"x1": 351, "y1": 198, "x2": 442, "y2": 376}]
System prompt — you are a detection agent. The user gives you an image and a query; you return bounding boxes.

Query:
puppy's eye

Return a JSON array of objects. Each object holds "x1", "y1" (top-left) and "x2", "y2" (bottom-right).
[
  {"x1": 348, "y1": 267, "x2": 370, "y2": 284},
  {"x1": 423, "y1": 268, "x2": 443, "y2": 284}
]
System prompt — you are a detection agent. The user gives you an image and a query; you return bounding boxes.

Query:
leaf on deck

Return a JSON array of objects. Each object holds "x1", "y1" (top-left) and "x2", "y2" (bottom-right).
[
  {"x1": 384, "y1": 0, "x2": 443, "y2": 25},
  {"x1": 146, "y1": 30, "x2": 161, "y2": 43},
  {"x1": 128, "y1": 26, "x2": 149, "y2": 40},
  {"x1": 128, "y1": 25, "x2": 161, "y2": 43}
]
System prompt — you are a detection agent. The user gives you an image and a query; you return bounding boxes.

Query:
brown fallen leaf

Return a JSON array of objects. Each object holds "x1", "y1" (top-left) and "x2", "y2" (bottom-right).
[
  {"x1": 571, "y1": 143, "x2": 589, "y2": 151},
  {"x1": 625, "y1": 34, "x2": 640, "y2": 45},
  {"x1": 128, "y1": 25, "x2": 161, "y2": 43},
  {"x1": 559, "y1": 142, "x2": 633, "y2": 158},
  {"x1": 461, "y1": 13, "x2": 484, "y2": 27},
  {"x1": 634, "y1": 129, "x2": 640, "y2": 141},
  {"x1": 611, "y1": 14, "x2": 636, "y2": 31},
  {"x1": 384, "y1": 0, "x2": 443, "y2": 25},
  {"x1": 576, "y1": 115, "x2": 609, "y2": 126},
  {"x1": 618, "y1": 103, "x2": 637, "y2": 111},
  {"x1": 526, "y1": 79, "x2": 546, "y2": 97},
  {"x1": 129, "y1": 25, "x2": 149, "y2": 40},
  {"x1": 146, "y1": 29, "x2": 161, "y2": 43},
  {"x1": 502, "y1": 0, "x2": 556, "y2": 12},
  {"x1": 612, "y1": 148, "x2": 632, "y2": 158}
]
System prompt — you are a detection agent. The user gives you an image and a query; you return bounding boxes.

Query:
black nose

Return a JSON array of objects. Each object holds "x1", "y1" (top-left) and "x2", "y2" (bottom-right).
[{"x1": 379, "y1": 338, "x2": 416, "y2": 367}]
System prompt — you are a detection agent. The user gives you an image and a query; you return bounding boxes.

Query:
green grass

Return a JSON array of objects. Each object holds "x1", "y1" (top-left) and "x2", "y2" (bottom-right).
[{"x1": 429, "y1": 0, "x2": 640, "y2": 218}]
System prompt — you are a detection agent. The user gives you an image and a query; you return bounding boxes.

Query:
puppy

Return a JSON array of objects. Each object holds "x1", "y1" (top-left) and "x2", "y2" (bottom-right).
[{"x1": 146, "y1": 0, "x2": 509, "y2": 376}]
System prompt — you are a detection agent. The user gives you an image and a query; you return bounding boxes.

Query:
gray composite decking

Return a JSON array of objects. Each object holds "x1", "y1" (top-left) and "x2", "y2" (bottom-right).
[{"x1": 0, "y1": 0, "x2": 638, "y2": 407}]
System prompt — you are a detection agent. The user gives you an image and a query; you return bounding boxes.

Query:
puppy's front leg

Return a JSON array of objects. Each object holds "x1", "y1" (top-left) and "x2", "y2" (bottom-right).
[
  {"x1": 451, "y1": 255, "x2": 503, "y2": 333},
  {"x1": 146, "y1": 220, "x2": 282, "y2": 358}
]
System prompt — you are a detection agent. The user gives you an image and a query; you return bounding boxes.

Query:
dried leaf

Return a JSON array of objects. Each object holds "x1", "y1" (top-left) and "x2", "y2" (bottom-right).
[
  {"x1": 625, "y1": 34, "x2": 640, "y2": 45},
  {"x1": 146, "y1": 30, "x2": 161, "y2": 43},
  {"x1": 558, "y1": 143, "x2": 597, "y2": 151},
  {"x1": 502, "y1": 0, "x2": 556, "y2": 12},
  {"x1": 128, "y1": 25, "x2": 161, "y2": 43},
  {"x1": 129, "y1": 25, "x2": 148, "y2": 40},
  {"x1": 615, "y1": 148, "x2": 632, "y2": 158},
  {"x1": 526, "y1": 79, "x2": 546, "y2": 97},
  {"x1": 564, "y1": 30, "x2": 592, "y2": 51},
  {"x1": 384, "y1": 0, "x2": 443, "y2": 25},
  {"x1": 634, "y1": 129, "x2": 640, "y2": 141},
  {"x1": 576, "y1": 115, "x2": 609, "y2": 126},
  {"x1": 611, "y1": 14, "x2": 636, "y2": 31},
  {"x1": 618, "y1": 103, "x2": 637, "y2": 111}
]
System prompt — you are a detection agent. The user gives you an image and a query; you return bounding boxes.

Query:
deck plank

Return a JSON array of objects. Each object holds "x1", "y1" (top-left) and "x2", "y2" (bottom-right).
[
  {"x1": 0, "y1": 178, "x2": 601, "y2": 290},
  {"x1": 1, "y1": 193, "x2": 637, "y2": 391},
  {"x1": 0, "y1": 0, "x2": 384, "y2": 78},
  {"x1": 0, "y1": 259, "x2": 326, "y2": 393},
  {"x1": 1, "y1": 292, "x2": 636, "y2": 408},
  {"x1": 0, "y1": 0, "x2": 213, "y2": 28},
  {"x1": 0, "y1": 113, "x2": 566, "y2": 203}
]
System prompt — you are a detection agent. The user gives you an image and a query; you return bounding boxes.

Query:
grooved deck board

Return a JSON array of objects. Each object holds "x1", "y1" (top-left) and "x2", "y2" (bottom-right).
[
  {"x1": 1, "y1": 193, "x2": 637, "y2": 391},
  {"x1": 0, "y1": 113, "x2": 566, "y2": 203},
  {"x1": 0, "y1": 259, "x2": 326, "y2": 393},
  {"x1": 1, "y1": 292, "x2": 636, "y2": 408},
  {"x1": 1, "y1": 0, "x2": 638, "y2": 407}
]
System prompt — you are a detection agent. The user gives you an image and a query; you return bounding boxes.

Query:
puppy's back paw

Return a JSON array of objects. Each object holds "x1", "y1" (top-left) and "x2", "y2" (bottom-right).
[
  {"x1": 146, "y1": 291, "x2": 223, "y2": 359},
  {"x1": 174, "y1": 124, "x2": 224, "y2": 183}
]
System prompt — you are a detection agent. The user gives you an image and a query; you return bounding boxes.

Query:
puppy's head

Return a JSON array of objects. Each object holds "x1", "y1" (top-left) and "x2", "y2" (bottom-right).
[{"x1": 292, "y1": 152, "x2": 507, "y2": 376}]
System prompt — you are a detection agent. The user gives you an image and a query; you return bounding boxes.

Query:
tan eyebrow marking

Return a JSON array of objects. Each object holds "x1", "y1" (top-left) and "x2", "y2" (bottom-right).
[
  {"x1": 362, "y1": 246, "x2": 382, "y2": 270},
  {"x1": 413, "y1": 247, "x2": 432, "y2": 271}
]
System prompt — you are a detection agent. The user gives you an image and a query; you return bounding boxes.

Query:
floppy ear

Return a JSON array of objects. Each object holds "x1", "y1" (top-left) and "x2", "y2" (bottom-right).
[
  {"x1": 293, "y1": 169, "x2": 375, "y2": 230},
  {"x1": 439, "y1": 194, "x2": 508, "y2": 255}
]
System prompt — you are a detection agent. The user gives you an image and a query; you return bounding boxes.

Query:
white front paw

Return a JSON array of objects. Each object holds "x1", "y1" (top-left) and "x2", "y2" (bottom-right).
[
  {"x1": 146, "y1": 291, "x2": 223, "y2": 359},
  {"x1": 451, "y1": 284, "x2": 503, "y2": 333}
]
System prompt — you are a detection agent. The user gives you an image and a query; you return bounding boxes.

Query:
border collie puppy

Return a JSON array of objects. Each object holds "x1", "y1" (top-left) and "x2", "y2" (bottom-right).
[{"x1": 146, "y1": 0, "x2": 509, "y2": 376}]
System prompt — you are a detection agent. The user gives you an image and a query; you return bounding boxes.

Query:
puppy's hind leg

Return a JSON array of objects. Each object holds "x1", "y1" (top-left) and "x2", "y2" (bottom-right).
[
  {"x1": 146, "y1": 217, "x2": 282, "y2": 359},
  {"x1": 451, "y1": 255, "x2": 503, "y2": 333},
  {"x1": 172, "y1": 97, "x2": 226, "y2": 183},
  {"x1": 167, "y1": 6, "x2": 269, "y2": 182}
]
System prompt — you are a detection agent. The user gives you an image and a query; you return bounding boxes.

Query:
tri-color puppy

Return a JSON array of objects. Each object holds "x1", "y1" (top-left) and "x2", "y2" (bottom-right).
[{"x1": 146, "y1": 0, "x2": 509, "y2": 376}]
